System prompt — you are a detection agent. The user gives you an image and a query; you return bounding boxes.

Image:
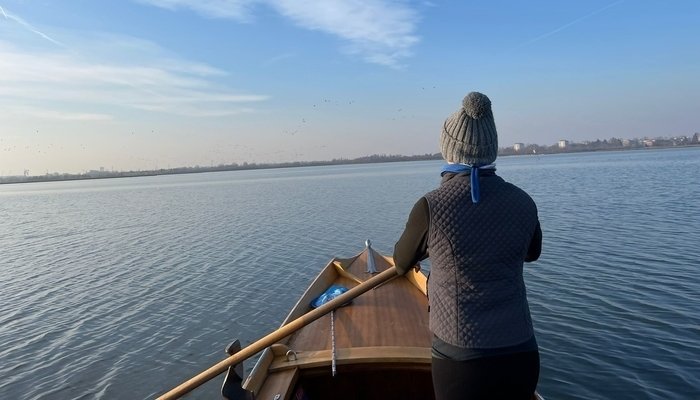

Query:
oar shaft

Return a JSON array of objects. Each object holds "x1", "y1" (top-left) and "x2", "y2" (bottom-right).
[{"x1": 157, "y1": 267, "x2": 398, "y2": 400}]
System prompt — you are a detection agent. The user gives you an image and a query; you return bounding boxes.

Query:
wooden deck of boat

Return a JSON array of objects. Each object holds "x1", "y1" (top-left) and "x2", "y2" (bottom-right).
[
  {"x1": 287, "y1": 250, "x2": 431, "y2": 352},
  {"x1": 242, "y1": 248, "x2": 434, "y2": 400}
]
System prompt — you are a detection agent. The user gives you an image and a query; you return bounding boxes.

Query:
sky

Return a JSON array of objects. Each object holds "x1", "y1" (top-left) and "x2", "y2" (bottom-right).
[{"x1": 1, "y1": 0, "x2": 698, "y2": 175}]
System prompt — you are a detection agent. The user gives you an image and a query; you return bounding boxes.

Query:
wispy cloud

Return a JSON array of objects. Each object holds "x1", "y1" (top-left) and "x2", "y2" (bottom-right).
[
  {"x1": 1, "y1": 4, "x2": 269, "y2": 120},
  {"x1": 135, "y1": 0, "x2": 255, "y2": 20},
  {"x1": 137, "y1": 0, "x2": 420, "y2": 67},
  {"x1": 517, "y1": 0, "x2": 625, "y2": 48},
  {"x1": 1, "y1": 106, "x2": 113, "y2": 121},
  {"x1": 0, "y1": 36, "x2": 268, "y2": 120},
  {"x1": 262, "y1": 52, "x2": 296, "y2": 67},
  {"x1": 0, "y1": 4, "x2": 64, "y2": 46}
]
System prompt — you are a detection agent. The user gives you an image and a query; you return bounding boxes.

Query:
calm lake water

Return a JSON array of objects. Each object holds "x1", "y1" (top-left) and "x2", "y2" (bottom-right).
[{"x1": 1, "y1": 147, "x2": 699, "y2": 399}]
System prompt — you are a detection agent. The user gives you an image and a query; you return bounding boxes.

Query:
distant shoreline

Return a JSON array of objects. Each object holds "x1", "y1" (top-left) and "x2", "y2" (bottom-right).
[{"x1": 2, "y1": 144, "x2": 698, "y2": 185}]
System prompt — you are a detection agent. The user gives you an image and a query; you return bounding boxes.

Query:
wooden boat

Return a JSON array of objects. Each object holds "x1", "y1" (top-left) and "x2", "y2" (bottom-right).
[
  {"x1": 228, "y1": 241, "x2": 433, "y2": 399},
  {"x1": 158, "y1": 241, "x2": 544, "y2": 399}
]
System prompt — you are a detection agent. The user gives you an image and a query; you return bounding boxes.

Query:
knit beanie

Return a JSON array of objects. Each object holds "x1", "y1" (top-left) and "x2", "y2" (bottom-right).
[{"x1": 440, "y1": 92, "x2": 498, "y2": 165}]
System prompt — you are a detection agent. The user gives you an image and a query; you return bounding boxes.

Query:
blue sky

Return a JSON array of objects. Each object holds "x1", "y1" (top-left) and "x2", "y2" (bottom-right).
[{"x1": 1, "y1": 0, "x2": 698, "y2": 175}]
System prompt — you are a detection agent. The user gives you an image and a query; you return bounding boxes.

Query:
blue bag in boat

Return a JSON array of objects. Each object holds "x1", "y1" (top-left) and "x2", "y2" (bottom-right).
[{"x1": 310, "y1": 285, "x2": 350, "y2": 308}]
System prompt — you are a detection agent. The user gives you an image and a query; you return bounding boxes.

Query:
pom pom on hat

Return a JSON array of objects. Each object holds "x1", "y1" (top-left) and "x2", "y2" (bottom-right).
[
  {"x1": 462, "y1": 92, "x2": 491, "y2": 119},
  {"x1": 440, "y1": 91, "x2": 498, "y2": 165}
]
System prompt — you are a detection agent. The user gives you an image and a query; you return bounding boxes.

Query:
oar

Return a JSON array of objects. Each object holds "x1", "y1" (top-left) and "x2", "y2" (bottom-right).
[{"x1": 157, "y1": 266, "x2": 399, "y2": 400}]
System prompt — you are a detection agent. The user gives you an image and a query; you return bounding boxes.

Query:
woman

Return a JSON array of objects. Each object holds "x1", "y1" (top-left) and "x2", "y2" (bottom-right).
[{"x1": 393, "y1": 92, "x2": 542, "y2": 399}]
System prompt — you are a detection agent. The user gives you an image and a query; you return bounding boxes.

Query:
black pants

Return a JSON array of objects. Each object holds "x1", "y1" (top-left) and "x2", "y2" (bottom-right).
[{"x1": 431, "y1": 351, "x2": 540, "y2": 400}]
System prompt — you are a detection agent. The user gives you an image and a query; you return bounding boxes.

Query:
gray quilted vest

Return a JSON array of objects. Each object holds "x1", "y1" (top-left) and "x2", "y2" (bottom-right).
[{"x1": 425, "y1": 173, "x2": 538, "y2": 348}]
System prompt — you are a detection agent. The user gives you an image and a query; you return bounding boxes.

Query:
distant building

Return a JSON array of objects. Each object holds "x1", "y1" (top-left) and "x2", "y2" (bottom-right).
[
  {"x1": 693, "y1": 132, "x2": 700, "y2": 143},
  {"x1": 643, "y1": 139, "x2": 655, "y2": 147},
  {"x1": 87, "y1": 168, "x2": 109, "y2": 177},
  {"x1": 513, "y1": 143, "x2": 525, "y2": 152},
  {"x1": 558, "y1": 140, "x2": 569, "y2": 148}
]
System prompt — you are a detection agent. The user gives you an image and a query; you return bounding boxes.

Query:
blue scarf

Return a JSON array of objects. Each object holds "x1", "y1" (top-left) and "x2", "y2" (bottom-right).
[{"x1": 441, "y1": 163, "x2": 494, "y2": 203}]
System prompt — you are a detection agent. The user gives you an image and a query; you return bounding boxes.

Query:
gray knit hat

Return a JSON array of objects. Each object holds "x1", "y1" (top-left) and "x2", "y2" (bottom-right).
[{"x1": 440, "y1": 92, "x2": 498, "y2": 165}]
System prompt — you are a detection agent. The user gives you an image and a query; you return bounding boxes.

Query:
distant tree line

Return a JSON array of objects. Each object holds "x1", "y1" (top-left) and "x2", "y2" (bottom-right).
[
  {"x1": 0, "y1": 153, "x2": 441, "y2": 184},
  {"x1": 2, "y1": 134, "x2": 697, "y2": 185}
]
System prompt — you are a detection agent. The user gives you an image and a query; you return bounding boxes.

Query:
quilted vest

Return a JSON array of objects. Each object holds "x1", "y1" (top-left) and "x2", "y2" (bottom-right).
[{"x1": 425, "y1": 173, "x2": 539, "y2": 348}]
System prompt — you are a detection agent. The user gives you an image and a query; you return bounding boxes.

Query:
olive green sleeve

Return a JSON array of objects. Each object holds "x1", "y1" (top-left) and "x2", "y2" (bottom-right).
[{"x1": 393, "y1": 197, "x2": 430, "y2": 275}]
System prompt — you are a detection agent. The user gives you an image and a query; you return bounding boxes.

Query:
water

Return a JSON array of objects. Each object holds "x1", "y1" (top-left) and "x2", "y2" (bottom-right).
[{"x1": 1, "y1": 147, "x2": 699, "y2": 399}]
